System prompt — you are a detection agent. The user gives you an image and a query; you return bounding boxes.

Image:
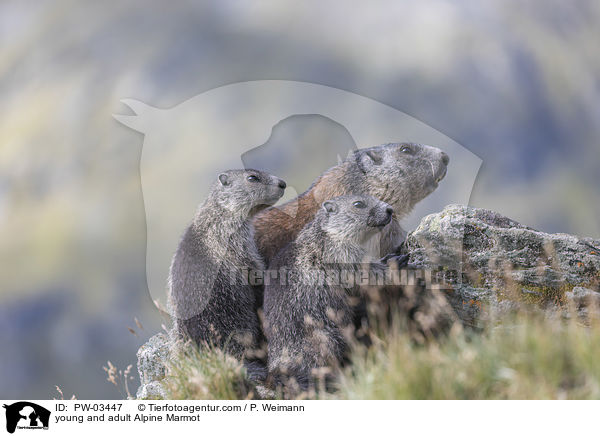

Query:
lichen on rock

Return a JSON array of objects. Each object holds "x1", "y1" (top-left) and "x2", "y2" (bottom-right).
[
  {"x1": 402, "y1": 204, "x2": 600, "y2": 325},
  {"x1": 136, "y1": 332, "x2": 170, "y2": 399}
]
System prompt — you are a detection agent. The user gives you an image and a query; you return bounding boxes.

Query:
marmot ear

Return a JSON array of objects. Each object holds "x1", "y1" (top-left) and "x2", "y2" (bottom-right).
[
  {"x1": 218, "y1": 173, "x2": 230, "y2": 186},
  {"x1": 323, "y1": 201, "x2": 338, "y2": 214},
  {"x1": 364, "y1": 149, "x2": 383, "y2": 165}
]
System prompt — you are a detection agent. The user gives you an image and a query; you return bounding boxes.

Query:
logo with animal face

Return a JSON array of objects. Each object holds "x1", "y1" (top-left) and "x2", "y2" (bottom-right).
[
  {"x1": 3, "y1": 402, "x2": 50, "y2": 433},
  {"x1": 114, "y1": 80, "x2": 481, "y2": 311}
]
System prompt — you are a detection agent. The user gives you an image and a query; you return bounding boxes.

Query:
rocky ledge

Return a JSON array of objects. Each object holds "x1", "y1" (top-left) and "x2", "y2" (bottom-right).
[{"x1": 401, "y1": 204, "x2": 600, "y2": 324}]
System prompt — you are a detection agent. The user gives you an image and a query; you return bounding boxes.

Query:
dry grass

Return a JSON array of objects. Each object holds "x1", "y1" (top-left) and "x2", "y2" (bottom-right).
[
  {"x1": 336, "y1": 312, "x2": 600, "y2": 399},
  {"x1": 158, "y1": 303, "x2": 600, "y2": 400},
  {"x1": 103, "y1": 361, "x2": 135, "y2": 399},
  {"x1": 164, "y1": 343, "x2": 259, "y2": 400}
]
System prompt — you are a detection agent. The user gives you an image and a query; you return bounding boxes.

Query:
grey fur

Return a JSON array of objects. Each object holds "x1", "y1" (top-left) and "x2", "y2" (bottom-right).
[
  {"x1": 253, "y1": 142, "x2": 449, "y2": 263},
  {"x1": 350, "y1": 143, "x2": 448, "y2": 219},
  {"x1": 168, "y1": 169, "x2": 286, "y2": 361},
  {"x1": 354, "y1": 142, "x2": 449, "y2": 255},
  {"x1": 263, "y1": 195, "x2": 393, "y2": 391}
]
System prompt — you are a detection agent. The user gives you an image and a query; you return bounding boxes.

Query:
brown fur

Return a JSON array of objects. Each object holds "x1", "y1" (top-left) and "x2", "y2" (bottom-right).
[
  {"x1": 253, "y1": 142, "x2": 449, "y2": 264},
  {"x1": 254, "y1": 168, "x2": 344, "y2": 262}
]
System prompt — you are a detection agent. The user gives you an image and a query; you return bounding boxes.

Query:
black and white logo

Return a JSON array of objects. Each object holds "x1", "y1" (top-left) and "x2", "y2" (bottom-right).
[{"x1": 3, "y1": 402, "x2": 50, "y2": 434}]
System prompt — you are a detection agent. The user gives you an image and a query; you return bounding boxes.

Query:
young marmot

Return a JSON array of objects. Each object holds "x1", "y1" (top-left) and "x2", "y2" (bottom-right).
[
  {"x1": 168, "y1": 169, "x2": 286, "y2": 362},
  {"x1": 263, "y1": 194, "x2": 393, "y2": 392}
]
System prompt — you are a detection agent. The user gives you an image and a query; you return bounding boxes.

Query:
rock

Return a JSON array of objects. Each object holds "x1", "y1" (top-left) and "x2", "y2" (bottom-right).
[
  {"x1": 565, "y1": 286, "x2": 600, "y2": 320},
  {"x1": 136, "y1": 332, "x2": 170, "y2": 399},
  {"x1": 401, "y1": 205, "x2": 600, "y2": 325},
  {"x1": 136, "y1": 380, "x2": 167, "y2": 400},
  {"x1": 566, "y1": 286, "x2": 600, "y2": 305}
]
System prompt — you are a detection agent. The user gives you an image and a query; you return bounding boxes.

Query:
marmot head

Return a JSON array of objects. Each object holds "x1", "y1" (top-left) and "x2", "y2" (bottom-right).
[
  {"x1": 212, "y1": 169, "x2": 286, "y2": 216},
  {"x1": 318, "y1": 195, "x2": 394, "y2": 244},
  {"x1": 354, "y1": 142, "x2": 449, "y2": 217}
]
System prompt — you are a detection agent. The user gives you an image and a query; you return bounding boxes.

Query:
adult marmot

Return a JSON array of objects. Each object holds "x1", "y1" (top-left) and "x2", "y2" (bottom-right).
[
  {"x1": 253, "y1": 142, "x2": 449, "y2": 264},
  {"x1": 263, "y1": 194, "x2": 393, "y2": 392},
  {"x1": 168, "y1": 169, "x2": 286, "y2": 362}
]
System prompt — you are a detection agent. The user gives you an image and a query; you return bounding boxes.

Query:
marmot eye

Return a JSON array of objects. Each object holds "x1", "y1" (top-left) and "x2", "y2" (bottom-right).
[
  {"x1": 400, "y1": 145, "x2": 413, "y2": 154},
  {"x1": 247, "y1": 175, "x2": 260, "y2": 182},
  {"x1": 353, "y1": 201, "x2": 367, "y2": 209}
]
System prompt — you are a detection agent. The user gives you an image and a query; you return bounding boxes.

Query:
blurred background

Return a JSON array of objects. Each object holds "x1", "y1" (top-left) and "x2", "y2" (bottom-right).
[{"x1": 1, "y1": 0, "x2": 598, "y2": 399}]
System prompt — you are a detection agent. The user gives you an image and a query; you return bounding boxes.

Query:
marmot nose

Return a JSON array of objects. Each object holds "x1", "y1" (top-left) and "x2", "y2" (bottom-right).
[
  {"x1": 385, "y1": 207, "x2": 393, "y2": 216},
  {"x1": 278, "y1": 179, "x2": 287, "y2": 189},
  {"x1": 441, "y1": 152, "x2": 450, "y2": 166}
]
